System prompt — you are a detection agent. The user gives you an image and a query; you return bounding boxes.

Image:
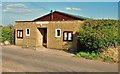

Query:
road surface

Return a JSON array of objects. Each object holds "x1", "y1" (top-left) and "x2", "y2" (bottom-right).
[{"x1": 2, "y1": 45, "x2": 118, "y2": 72}]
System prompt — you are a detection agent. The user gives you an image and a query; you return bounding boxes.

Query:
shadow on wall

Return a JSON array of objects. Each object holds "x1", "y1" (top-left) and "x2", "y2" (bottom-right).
[
  {"x1": 77, "y1": 38, "x2": 93, "y2": 53},
  {"x1": 63, "y1": 32, "x2": 80, "y2": 53}
]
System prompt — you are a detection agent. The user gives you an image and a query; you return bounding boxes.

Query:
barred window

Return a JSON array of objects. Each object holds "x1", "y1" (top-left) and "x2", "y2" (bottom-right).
[
  {"x1": 17, "y1": 30, "x2": 23, "y2": 38},
  {"x1": 63, "y1": 31, "x2": 73, "y2": 41}
]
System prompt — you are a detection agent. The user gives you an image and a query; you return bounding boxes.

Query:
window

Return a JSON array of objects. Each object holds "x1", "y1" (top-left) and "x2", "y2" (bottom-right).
[
  {"x1": 55, "y1": 28, "x2": 61, "y2": 37},
  {"x1": 26, "y1": 28, "x2": 30, "y2": 36},
  {"x1": 63, "y1": 31, "x2": 73, "y2": 41},
  {"x1": 17, "y1": 30, "x2": 23, "y2": 38}
]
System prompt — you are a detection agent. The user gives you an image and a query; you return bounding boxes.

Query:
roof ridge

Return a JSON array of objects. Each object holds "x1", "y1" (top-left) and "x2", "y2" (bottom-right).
[
  {"x1": 33, "y1": 10, "x2": 87, "y2": 21},
  {"x1": 54, "y1": 11, "x2": 87, "y2": 19}
]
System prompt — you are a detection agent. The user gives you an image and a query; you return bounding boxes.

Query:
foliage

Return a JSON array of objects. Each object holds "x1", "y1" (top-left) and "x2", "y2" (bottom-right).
[
  {"x1": 103, "y1": 56, "x2": 112, "y2": 62},
  {"x1": 76, "y1": 51, "x2": 100, "y2": 60},
  {"x1": 78, "y1": 19, "x2": 119, "y2": 52},
  {"x1": 0, "y1": 27, "x2": 2, "y2": 43},
  {"x1": 1, "y1": 25, "x2": 15, "y2": 44},
  {"x1": 76, "y1": 51, "x2": 115, "y2": 62}
]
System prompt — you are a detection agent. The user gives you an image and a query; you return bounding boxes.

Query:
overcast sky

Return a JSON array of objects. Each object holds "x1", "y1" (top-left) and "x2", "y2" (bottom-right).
[{"x1": 1, "y1": 2, "x2": 119, "y2": 25}]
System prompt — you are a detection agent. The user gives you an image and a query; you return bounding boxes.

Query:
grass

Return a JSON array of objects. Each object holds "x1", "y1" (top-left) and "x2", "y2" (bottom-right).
[
  {"x1": 76, "y1": 51, "x2": 100, "y2": 60},
  {"x1": 76, "y1": 51, "x2": 115, "y2": 63},
  {"x1": 103, "y1": 56, "x2": 113, "y2": 62}
]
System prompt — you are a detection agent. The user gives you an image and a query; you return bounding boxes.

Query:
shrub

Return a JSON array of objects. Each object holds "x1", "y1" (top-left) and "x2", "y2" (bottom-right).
[
  {"x1": 0, "y1": 27, "x2": 2, "y2": 43},
  {"x1": 78, "y1": 19, "x2": 119, "y2": 52},
  {"x1": 76, "y1": 51, "x2": 100, "y2": 60},
  {"x1": 1, "y1": 25, "x2": 15, "y2": 44},
  {"x1": 91, "y1": 51, "x2": 99, "y2": 59},
  {"x1": 103, "y1": 56, "x2": 112, "y2": 62}
]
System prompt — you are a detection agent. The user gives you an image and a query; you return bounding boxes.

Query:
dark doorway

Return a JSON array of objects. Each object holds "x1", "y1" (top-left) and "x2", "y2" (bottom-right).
[
  {"x1": 38, "y1": 28, "x2": 47, "y2": 47},
  {"x1": 42, "y1": 28, "x2": 47, "y2": 47},
  {"x1": 43, "y1": 28, "x2": 47, "y2": 43}
]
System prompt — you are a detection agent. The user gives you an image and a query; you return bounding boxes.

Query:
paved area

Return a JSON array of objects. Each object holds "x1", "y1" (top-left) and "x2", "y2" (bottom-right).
[{"x1": 2, "y1": 45, "x2": 118, "y2": 72}]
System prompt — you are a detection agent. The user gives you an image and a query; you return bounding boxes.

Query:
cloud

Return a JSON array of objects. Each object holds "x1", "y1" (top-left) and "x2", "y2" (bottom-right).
[
  {"x1": 3, "y1": 3, "x2": 32, "y2": 13},
  {"x1": 65, "y1": 7, "x2": 81, "y2": 11},
  {"x1": 6, "y1": 4, "x2": 26, "y2": 8},
  {"x1": 3, "y1": 8, "x2": 32, "y2": 13},
  {"x1": 3, "y1": 7, "x2": 12, "y2": 12}
]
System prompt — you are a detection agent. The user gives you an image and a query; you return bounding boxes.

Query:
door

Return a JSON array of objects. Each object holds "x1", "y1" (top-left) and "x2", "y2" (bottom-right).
[
  {"x1": 38, "y1": 28, "x2": 47, "y2": 46},
  {"x1": 43, "y1": 28, "x2": 47, "y2": 47},
  {"x1": 43, "y1": 28, "x2": 47, "y2": 43}
]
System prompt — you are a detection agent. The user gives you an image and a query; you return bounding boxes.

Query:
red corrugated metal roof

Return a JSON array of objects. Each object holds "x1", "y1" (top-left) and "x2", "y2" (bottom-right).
[{"x1": 33, "y1": 11, "x2": 87, "y2": 21}]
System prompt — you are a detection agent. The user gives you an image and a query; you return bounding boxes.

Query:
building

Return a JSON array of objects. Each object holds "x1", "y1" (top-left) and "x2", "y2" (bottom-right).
[{"x1": 15, "y1": 11, "x2": 86, "y2": 51}]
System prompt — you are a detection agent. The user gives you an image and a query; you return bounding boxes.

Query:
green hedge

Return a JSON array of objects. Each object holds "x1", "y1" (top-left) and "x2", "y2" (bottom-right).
[
  {"x1": 1, "y1": 25, "x2": 15, "y2": 44},
  {"x1": 78, "y1": 19, "x2": 119, "y2": 52}
]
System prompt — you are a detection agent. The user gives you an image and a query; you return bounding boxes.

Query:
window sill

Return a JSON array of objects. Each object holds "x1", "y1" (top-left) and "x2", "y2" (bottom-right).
[
  {"x1": 55, "y1": 36, "x2": 61, "y2": 38},
  {"x1": 17, "y1": 37, "x2": 23, "y2": 39}
]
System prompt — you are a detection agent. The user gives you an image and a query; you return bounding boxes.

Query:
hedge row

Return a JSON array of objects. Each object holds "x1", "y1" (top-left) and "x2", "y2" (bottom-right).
[{"x1": 77, "y1": 19, "x2": 119, "y2": 52}]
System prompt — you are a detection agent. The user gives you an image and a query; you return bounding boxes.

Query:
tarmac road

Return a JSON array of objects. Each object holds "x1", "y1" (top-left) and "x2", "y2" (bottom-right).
[{"x1": 2, "y1": 45, "x2": 118, "y2": 72}]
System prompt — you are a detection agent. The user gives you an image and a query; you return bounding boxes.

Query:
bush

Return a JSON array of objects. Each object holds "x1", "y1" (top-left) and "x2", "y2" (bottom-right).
[
  {"x1": 76, "y1": 51, "x2": 100, "y2": 60},
  {"x1": 1, "y1": 25, "x2": 15, "y2": 44},
  {"x1": 103, "y1": 56, "x2": 112, "y2": 62},
  {"x1": 78, "y1": 19, "x2": 119, "y2": 52},
  {"x1": 0, "y1": 27, "x2": 2, "y2": 43}
]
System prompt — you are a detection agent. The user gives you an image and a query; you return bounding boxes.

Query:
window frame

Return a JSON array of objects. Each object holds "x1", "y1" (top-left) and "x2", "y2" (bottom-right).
[
  {"x1": 63, "y1": 31, "x2": 73, "y2": 41},
  {"x1": 55, "y1": 28, "x2": 61, "y2": 37},
  {"x1": 17, "y1": 30, "x2": 23, "y2": 38},
  {"x1": 26, "y1": 28, "x2": 30, "y2": 36}
]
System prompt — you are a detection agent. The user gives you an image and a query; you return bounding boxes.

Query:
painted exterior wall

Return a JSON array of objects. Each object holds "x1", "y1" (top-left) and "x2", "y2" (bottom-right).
[
  {"x1": 15, "y1": 21, "x2": 84, "y2": 51},
  {"x1": 47, "y1": 21, "x2": 84, "y2": 51},
  {"x1": 37, "y1": 28, "x2": 43, "y2": 46},
  {"x1": 16, "y1": 22, "x2": 39, "y2": 47}
]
